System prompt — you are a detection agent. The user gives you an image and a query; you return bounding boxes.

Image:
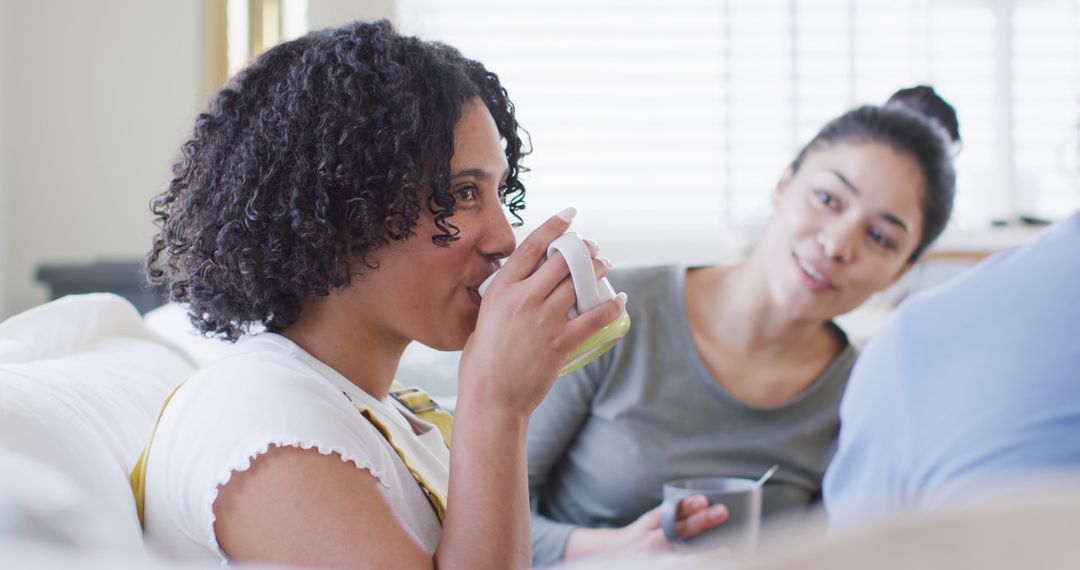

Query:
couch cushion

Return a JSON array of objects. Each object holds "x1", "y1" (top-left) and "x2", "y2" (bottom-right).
[
  {"x1": 0, "y1": 294, "x2": 196, "y2": 552},
  {"x1": 142, "y1": 302, "x2": 239, "y2": 367}
]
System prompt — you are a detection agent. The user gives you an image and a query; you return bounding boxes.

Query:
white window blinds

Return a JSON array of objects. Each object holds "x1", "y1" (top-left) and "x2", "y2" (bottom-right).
[{"x1": 396, "y1": 0, "x2": 1080, "y2": 265}]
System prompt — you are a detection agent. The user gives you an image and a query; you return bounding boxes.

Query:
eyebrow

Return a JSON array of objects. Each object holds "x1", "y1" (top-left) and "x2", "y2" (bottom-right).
[
  {"x1": 828, "y1": 170, "x2": 862, "y2": 196},
  {"x1": 828, "y1": 170, "x2": 910, "y2": 233},
  {"x1": 450, "y1": 167, "x2": 509, "y2": 182}
]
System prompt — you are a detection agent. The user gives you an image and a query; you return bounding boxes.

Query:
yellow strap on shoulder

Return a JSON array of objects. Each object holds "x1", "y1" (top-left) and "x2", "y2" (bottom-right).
[
  {"x1": 389, "y1": 381, "x2": 453, "y2": 448},
  {"x1": 131, "y1": 382, "x2": 185, "y2": 529},
  {"x1": 131, "y1": 380, "x2": 453, "y2": 529},
  {"x1": 357, "y1": 408, "x2": 447, "y2": 524}
]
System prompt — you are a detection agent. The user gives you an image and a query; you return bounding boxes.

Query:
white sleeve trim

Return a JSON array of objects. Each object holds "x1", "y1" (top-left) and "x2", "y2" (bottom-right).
[{"x1": 203, "y1": 439, "x2": 392, "y2": 564}]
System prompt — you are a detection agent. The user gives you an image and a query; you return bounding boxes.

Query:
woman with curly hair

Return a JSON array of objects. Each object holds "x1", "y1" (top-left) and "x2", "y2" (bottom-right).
[
  {"x1": 527, "y1": 86, "x2": 962, "y2": 564},
  {"x1": 139, "y1": 20, "x2": 625, "y2": 568}
]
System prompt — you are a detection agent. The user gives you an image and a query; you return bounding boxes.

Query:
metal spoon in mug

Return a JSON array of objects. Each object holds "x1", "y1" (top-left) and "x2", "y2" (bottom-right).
[{"x1": 755, "y1": 464, "x2": 779, "y2": 487}]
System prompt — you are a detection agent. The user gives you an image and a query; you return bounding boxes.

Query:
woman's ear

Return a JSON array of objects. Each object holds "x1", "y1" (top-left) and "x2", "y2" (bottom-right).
[{"x1": 772, "y1": 166, "x2": 795, "y2": 207}]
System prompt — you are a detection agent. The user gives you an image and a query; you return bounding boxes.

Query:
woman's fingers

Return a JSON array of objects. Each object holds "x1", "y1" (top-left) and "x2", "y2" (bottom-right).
[
  {"x1": 525, "y1": 236, "x2": 610, "y2": 306},
  {"x1": 627, "y1": 501, "x2": 728, "y2": 553},
  {"x1": 497, "y1": 208, "x2": 576, "y2": 283},
  {"x1": 674, "y1": 503, "x2": 728, "y2": 540},
  {"x1": 624, "y1": 507, "x2": 673, "y2": 552},
  {"x1": 528, "y1": 250, "x2": 572, "y2": 296},
  {"x1": 551, "y1": 294, "x2": 627, "y2": 354},
  {"x1": 543, "y1": 256, "x2": 612, "y2": 312},
  {"x1": 675, "y1": 495, "x2": 710, "y2": 519}
]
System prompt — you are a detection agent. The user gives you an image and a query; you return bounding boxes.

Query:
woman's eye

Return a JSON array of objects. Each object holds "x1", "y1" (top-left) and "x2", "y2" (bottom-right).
[
  {"x1": 815, "y1": 190, "x2": 836, "y2": 208},
  {"x1": 868, "y1": 228, "x2": 897, "y2": 251},
  {"x1": 454, "y1": 185, "x2": 479, "y2": 202}
]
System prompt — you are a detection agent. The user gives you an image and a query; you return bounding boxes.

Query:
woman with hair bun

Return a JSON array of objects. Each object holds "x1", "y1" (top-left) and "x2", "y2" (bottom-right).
[
  {"x1": 140, "y1": 20, "x2": 625, "y2": 569},
  {"x1": 527, "y1": 86, "x2": 962, "y2": 565},
  {"x1": 887, "y1": 84, "x2": 962, "y2": 150}
]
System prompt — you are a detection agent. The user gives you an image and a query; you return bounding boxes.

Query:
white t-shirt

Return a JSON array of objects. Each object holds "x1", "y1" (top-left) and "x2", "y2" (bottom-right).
[{"x1": 142, "y1": 333, "x2": 449, "y2": 562}]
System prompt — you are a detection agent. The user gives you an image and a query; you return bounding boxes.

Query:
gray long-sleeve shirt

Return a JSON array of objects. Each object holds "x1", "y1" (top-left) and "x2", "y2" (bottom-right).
[{"x1": 527, "y1": 265, "x2": 857, "y2": 565}]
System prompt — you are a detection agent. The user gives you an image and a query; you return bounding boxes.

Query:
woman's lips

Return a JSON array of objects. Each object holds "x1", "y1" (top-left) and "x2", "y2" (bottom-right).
[
  {"x1": 467, "y1": 287, "x2": 482, "y2": 307},
  {"x1": 794, "y1": 254, "x2": 834, "y2": 293}
]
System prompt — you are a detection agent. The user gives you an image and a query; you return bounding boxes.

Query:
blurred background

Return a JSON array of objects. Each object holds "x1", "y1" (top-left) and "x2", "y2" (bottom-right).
[{"x1": 0, "y1": 0, "x2": 1077, "y2": 321}]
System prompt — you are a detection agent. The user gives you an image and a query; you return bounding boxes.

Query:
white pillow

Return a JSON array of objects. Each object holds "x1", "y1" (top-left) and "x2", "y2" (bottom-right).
[
  {"x1": 0, "y1": 442, "x2": 125, "y2": 549},
  {"x1": 0, "y1": 294, "x2": 196, "y2": 552},
  {"x1": 143, "y1": 302, "x2": 246, "y2": 367},
  {"x1": 143, "y1": 302, "x2": 462, "y2": 401},
  {"x1": 136, "y1": 304, "x2": 473, "y2": 539}
]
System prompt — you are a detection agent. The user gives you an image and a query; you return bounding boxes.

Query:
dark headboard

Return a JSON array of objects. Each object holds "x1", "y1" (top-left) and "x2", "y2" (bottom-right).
[{"x1": 36, "y1": 261, "x2": 166, "y2": 314}]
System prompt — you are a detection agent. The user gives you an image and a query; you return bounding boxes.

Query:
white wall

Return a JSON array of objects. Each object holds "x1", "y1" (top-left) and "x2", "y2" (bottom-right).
[{"x1": 0, "y1": 1, "x2": 201, "y2": 317}]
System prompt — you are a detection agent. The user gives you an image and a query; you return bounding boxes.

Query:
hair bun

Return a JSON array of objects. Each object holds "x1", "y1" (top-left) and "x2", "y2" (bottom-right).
[{"x1": 885, "y1": 85, "x2": 961, "y2": 144}]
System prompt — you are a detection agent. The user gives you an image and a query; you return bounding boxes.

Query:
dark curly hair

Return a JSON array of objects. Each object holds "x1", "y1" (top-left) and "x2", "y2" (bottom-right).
[
  {"x1": 792, "y1": 86, "x2": 959, "y2": 262},
  {"x1": 147, "y1": 20, "x2": 529, "y2": 341}
]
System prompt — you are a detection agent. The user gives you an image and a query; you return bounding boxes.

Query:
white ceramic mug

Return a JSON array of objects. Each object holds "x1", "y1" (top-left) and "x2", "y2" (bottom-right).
[{"x1": 478, "y1": 232, "x2": 631, "y2": 377}]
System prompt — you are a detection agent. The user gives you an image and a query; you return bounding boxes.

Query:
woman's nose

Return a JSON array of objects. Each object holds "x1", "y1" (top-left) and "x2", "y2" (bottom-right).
[
  {"x1": 817, "y1": 222, "x2": 857, "y2": 263},
  {"x1": 479, "y1": 209, "x2": 516, "y2": 262}
]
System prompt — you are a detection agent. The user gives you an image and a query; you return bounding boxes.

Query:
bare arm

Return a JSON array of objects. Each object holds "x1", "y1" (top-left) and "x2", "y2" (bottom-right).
[
  {"x1": 436, "y1": 400, "x2": 531, "y2": 567},
  {"x1": 214, "y1": 211, "x2": 625, "y2": 569},
  {"x1": 213, "y1": 445, "x2": 434, "y2": 569},
  {"x1": 437, "y1": 211, "x2": 625, "y2": 568}
]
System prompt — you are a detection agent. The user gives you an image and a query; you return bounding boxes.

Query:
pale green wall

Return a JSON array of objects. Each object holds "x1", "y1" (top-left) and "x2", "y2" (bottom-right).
[
  {"x1": 0, "y1": 0, "x2": 201, "y2": 317},
  {"x1": 0, "y1": 1, "x2": 9, "y2": 316},
  {"x1": 0, "y1": 0, "x2": 401, "y2": 318}
]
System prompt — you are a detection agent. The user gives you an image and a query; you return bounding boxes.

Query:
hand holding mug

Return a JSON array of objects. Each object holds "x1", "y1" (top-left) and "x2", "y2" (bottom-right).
[
  {"x1": 456, "y1": 209, "x2": 628, "y2": 416},
  {"x1": 479, "y1": 230, "x2": 632, "y2": 377},
  {"x1": 660, "y1": 477, "x2": 764, "y2": 555}
]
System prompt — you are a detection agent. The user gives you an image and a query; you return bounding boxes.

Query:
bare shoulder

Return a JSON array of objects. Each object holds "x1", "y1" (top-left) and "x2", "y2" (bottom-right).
[{"x1": 213, "y1": 444, "x2": 433, "y2": 569}]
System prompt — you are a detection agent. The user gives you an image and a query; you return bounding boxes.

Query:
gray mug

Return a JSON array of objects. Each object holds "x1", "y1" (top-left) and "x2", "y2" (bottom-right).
[{"x1": 660, "y1": 476, "x2": 763, "y2": 554}]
